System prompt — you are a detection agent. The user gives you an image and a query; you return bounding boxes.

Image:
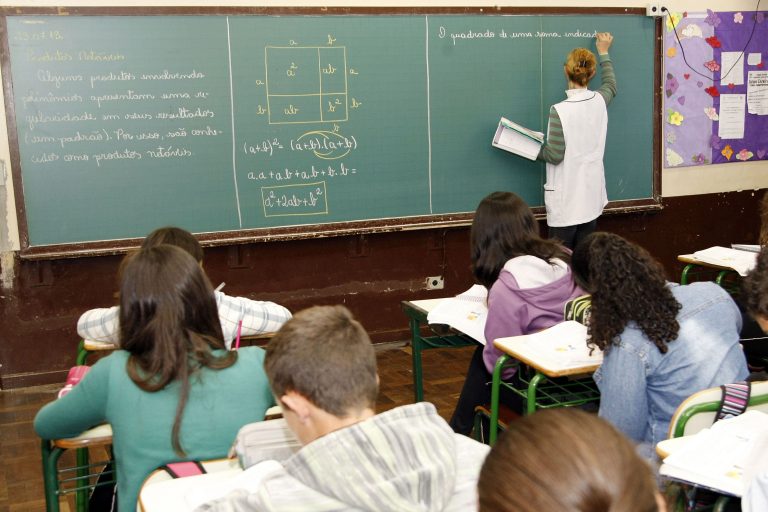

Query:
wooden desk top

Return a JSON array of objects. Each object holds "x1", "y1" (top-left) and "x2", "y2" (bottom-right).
[
  {"x1": 656, "y1": 436, "x2": 690, "y2": 459},
  {"x1": 677, "y1": 254, "x2": 739, "y2": 272},
  {"x1": 402, "y1": 298, "x2": 449, "y2": 317}
]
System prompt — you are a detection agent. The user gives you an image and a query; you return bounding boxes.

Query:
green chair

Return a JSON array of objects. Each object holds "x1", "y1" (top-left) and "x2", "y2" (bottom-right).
[
  {"x1": 41, "y1": 424, "x2": 114, "y2": 512},
  {"x1": 75, "y1": 339, "x2": 118, "y2": 366}
]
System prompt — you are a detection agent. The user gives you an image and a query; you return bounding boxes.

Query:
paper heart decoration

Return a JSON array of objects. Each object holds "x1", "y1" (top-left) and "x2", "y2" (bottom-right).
[
  {"x1": 758, "y1": 149, "x2": 767, "y2": 159},
  {"x1": 677, "y1": 96, "x2": 686, "y2": 105},
  {"x1": 684, "y1": 73, "x2": 690, "y2": 79},
  {"x1": 697, "y1": 81, "x2": 704, "y2": 88},
  {"x1": 705, "y1": 86, "x2": 720, "y2": 97},
  {"x1": 705, "y1": 36, "x2": 722, "y2": 48},
  {"x1": 665, "y1": 73, "x2": 679, "y2": 97},
  {"x1": 728, "y1": 83, "x2": 735, "y2": 90}
]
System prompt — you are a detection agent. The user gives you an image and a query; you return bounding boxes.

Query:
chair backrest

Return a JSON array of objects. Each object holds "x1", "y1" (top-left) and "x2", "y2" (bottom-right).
[{"x1": 668, "y1": 380, "x2": 768, "y2": 438}]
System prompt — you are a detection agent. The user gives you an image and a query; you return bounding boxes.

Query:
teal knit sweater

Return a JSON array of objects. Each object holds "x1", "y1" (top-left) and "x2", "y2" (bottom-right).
[{"x1": 35, "y1": 347, "x2": 273, "y2": 511}]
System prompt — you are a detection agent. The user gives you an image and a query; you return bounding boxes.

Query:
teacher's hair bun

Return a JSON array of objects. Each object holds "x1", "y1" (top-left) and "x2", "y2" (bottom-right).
[{"x1": 565, "y1": 48, "x2": 596, "y2": 86}]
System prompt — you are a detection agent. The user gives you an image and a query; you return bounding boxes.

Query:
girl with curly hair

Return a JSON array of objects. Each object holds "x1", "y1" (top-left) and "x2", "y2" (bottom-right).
[
  {"x1": 449, "y1": 191, "x2": 583, "y2": 435},
  {"x1": 572, "y1": 232, "x2": 747, "y2": 457}
]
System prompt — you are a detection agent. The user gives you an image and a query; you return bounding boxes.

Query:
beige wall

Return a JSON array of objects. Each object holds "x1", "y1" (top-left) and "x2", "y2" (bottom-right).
[{"x1": 0, "y1": 0, "x2": 765, "y2": 251}]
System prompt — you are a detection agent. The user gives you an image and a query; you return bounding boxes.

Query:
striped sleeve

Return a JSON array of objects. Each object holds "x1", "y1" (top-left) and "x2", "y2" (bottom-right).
[
  {"x1": 537, "y1": 105, "x2": 565, "y2": 164},
  {"x1": 77, "y1": 306, "x2": 121, "y2": 343},
  {"x1": 596, "y1": 53, "x2": 617, "y2": 106},
  {"x1": 216, "y1": 291, "x2": 292, "y2": 348}
]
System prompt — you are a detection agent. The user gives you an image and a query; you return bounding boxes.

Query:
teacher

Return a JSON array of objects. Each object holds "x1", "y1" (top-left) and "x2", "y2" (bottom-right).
[{"x1": 537, "y1": 32, "x2": 616, "y2": 249}]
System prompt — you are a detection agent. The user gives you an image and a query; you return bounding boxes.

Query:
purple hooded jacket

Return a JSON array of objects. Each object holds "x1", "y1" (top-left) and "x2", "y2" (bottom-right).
[{"x1": 482, "y1": 260, "x2": 584, "y2": 374}]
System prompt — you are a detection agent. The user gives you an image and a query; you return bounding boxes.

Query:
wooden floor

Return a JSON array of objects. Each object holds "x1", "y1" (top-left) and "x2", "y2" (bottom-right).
[{"x1": 0, "y1": 344, "x2": 474, "y2": 512}]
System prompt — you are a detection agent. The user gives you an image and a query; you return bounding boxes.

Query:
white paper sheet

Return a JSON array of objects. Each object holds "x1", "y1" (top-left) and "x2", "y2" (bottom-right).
[
  {"x1": 660, "y1": 412, "x2": 768, "y2": 498},
  {"x1": 427, "y1": 284, "x2": 488, "y2": 345},
  {"x1": 748, "y1": 53, "x2": 763, "y2": 66},
  {"x1": 748, "y1": 71, "x2": 768, "y2": 116},
  {"x1": 721, "y1": 52, "x2": 745, "y2": 86},
  {"x1": 718, "y1": 94, "x2": 746, "y2": 139}
]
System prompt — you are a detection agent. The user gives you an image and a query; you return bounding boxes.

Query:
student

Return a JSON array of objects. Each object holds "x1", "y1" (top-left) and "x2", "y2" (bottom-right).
[
  {"x1": 760, "y1": 191, "x2": 768, "y2": 247},
  {"x1": 200, "y1": 305, "x2": 490, "y2": 512},
  {"x1": 571, "y1": 232, "x2": 748, "y2": 457},
  {"x1": 77, "y1": 226, "x2": 291, "y2": 349},
  {"x1": 738, "y1": 193, "x2": 768, "y2": 369},
  {"x1": 743, "y1": 246, "x2": 768, "y2": 333},
  {"x1": 449, "y1": 191, "x2": 583, "y2": 435},
  {"x1": 35, "y1": 245, "x2": 275, "y2": 511},
  {"x1": 537, "y1": 32, "x2": 616, "y2": 249},
  {"x1": 478, "y1": 409, "x2": 663, "y2": 512}
]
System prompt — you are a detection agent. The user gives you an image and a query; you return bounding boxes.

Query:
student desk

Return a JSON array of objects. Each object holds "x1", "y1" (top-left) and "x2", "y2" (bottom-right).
[
  {"x1": 677, "y1": 254, "x2": 740, "y2": 287},
  {"x1": 76, "y1": 333, "x2": 277, "y2": 366},
  {"x1": 489, "y1": 337, "x2": 601, "y2": 444},
  {"x1": 400, "y1": 299, "x2": 479, "y2": 403}
]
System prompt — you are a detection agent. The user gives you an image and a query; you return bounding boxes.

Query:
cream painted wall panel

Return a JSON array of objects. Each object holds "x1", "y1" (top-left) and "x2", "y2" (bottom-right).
[{"x1": 0, "y1": 0, "x2": 764, "y2": 249}]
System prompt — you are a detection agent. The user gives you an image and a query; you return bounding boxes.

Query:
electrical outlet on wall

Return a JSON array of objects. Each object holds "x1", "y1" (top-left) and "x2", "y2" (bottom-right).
[
  {"x1": 425, "y1": 276, "x2": 445, "y2": 290},
  {"x1": 646, "y1": 3, "x2": 666, "y2": 17}
]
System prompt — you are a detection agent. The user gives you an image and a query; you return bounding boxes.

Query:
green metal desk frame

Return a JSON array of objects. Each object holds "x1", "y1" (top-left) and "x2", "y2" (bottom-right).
[
  {"x1": 678, "y1": 256, "x2": 741, "y2": 297},
  {"x1": 41, "y1": 438, "x2": 114, "y2": 512},
  {"x1": 401, "y1": 300, "x2": 477, "y2": 403},
  {"x1": 489, "y1": 354, "x2": 600, "y2": 445},
  {"x1": 679, "y1": 264, "x2": 738, "y2": 287}
]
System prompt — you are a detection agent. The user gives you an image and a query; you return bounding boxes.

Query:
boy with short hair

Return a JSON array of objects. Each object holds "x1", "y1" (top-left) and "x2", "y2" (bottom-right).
[{"x1": 200, "y1": 305, "x2": 489, "y2": 512}]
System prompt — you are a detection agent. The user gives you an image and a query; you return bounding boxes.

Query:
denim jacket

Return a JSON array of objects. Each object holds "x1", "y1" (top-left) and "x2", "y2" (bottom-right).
[{"x1": 593, "y1": 282, "x2": 748, "y2": 456}]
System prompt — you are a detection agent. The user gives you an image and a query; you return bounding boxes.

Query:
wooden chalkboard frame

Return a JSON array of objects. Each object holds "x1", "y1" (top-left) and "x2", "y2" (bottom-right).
[{"x1": 0, "y1": 6, "x2": 662, "y2": 260}]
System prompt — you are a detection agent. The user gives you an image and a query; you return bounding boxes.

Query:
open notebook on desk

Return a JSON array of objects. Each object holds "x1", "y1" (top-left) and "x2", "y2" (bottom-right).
[
  {"x1": 691, "y1": 246, "x2": 758, "y2": 276},
  {"x1": 140, "y1": 419, "x2": 300, "y2": 511},
  {"x1": 660, "y1": 411, "x2": 768, "y2": 498},
  {"x1": 426, "y1": 284, "x2": 488, "y2": 344},
  {"x1": 494, "y1": 320, "x2": 602, "y2": 374}
]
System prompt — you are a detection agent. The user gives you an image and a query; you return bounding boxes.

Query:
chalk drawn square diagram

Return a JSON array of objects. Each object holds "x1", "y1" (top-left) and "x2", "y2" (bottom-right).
[{"x1": 265, "y1": 46, "x2": 348, "y2": 125}]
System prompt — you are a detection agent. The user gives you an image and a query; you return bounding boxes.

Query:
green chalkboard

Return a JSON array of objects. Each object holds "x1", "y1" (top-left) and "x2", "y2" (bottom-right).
[{"x1": 1, "y1": 8, "x2": 660, "y2": 256}]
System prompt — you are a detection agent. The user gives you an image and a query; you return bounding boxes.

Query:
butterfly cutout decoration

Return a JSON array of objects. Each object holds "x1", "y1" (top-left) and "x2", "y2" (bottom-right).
[
  {"x1": 665, "y1": 73, "x2": 679, "y2": 97},
  {"x1": 705, "y1": 9, "x2": 721, "y2": 28}
]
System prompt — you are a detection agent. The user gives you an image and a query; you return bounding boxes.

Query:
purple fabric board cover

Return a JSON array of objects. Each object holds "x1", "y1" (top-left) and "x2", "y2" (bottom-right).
[{"x1": 663, "y1": 10, "x2": 767, "y2": 168}]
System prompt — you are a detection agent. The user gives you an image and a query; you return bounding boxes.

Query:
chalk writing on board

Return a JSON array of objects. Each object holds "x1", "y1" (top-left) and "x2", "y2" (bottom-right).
[
  {"x1": 247, "y1": 162, "x2": 358, "y2": 182},
  {"x1": 438, "y1": 26, "x2": 599, "y2": 46},
  {"x1": 265, "y1": 46, "x2": 348, "y2": 124},
  {"x1": 243, "y1": 132, "x2": 357, "y2": 159},
  {"x1": 19, "y1": 53, "x2": 224, "y2": 168},
  {"x1": 261, "y1": 182, "x2": 328, "y2": 217}
]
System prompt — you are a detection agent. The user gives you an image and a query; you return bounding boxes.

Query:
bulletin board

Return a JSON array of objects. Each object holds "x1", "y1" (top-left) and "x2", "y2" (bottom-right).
[{"x1": 663, "y1": 9, "x2": 768, "y2": 168}]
